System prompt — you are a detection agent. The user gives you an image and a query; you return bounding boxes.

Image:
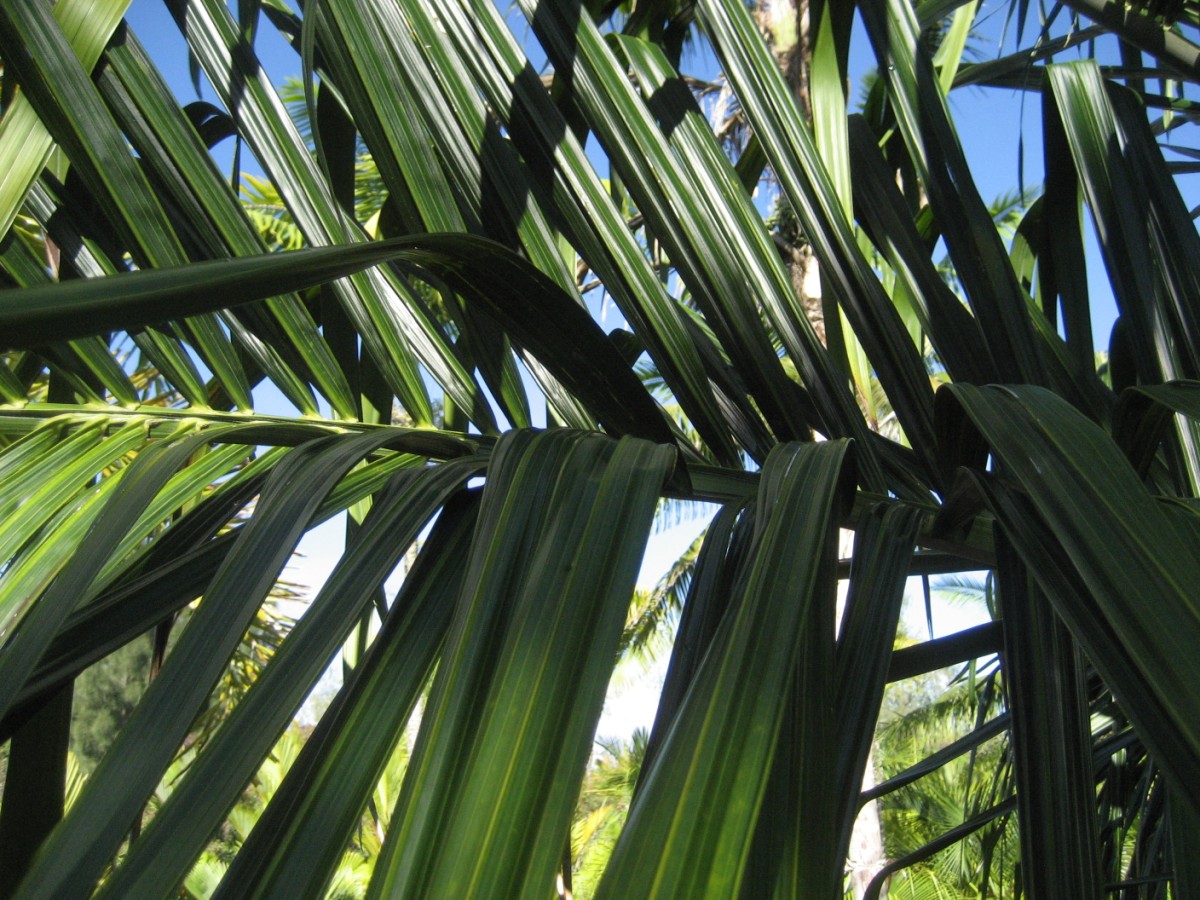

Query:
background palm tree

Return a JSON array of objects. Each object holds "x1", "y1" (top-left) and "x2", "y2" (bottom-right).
[{"x1": 1, "y1": 0, "x2": 1200, "y2": 897}]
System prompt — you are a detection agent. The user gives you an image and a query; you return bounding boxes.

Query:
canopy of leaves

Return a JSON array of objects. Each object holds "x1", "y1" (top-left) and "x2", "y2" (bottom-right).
[{"x1": 1, "y1": 0, "x2": 1199, "y2": 897}]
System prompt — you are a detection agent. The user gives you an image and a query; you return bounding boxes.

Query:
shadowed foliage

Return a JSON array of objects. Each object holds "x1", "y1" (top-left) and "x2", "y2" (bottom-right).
[{"x1": 1, "y1": 0, "x2": 1199, "y2": 896}]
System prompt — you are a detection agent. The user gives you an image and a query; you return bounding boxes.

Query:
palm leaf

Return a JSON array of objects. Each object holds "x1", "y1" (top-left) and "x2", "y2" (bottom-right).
[{"x1": 1, "y1": 0, "x2": 1199, "y2": 895}]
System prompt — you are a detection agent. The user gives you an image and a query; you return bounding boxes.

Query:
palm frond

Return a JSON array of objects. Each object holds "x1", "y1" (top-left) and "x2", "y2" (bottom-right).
[{"x1": 1, "y1": 0, "x2": 1198, "y2": 895}]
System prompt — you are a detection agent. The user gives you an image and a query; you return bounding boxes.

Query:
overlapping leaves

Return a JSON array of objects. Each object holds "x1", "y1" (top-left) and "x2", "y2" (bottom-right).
[{"x1": 1, "y1": 0, "x2": 1199, "y2": 896}]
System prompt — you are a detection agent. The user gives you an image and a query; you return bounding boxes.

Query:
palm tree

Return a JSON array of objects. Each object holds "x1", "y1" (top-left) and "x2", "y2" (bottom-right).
[
  {"x1": 569, "y1": 729, "x2": 649, "y2": 898},
  {"x1": 1, "y1": 1, "x2": 1200, "y2": 898}
]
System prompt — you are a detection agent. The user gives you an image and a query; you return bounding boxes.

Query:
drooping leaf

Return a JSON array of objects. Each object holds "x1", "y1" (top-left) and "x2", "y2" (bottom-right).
[
  {"x1": 598, "y1": 441, "x2": 853, "y2": 898},
  {"x1": 939, "y1": 383, "x2": 1200, "y2": 807},
  {"x1": 100, "y1": 457, "x2": 484, "y2": 897},
  {"x1": 369, "y1": 429, "x2": 674, "y2": 899},
  {"x1": 213, "y1": 489, "x2": 481, "y2": 898}
]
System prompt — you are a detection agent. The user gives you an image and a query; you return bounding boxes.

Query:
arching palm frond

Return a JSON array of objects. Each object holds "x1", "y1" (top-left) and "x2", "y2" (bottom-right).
[{"x1": 1, "y1": 0, "x2": 1199, "y2": 897}]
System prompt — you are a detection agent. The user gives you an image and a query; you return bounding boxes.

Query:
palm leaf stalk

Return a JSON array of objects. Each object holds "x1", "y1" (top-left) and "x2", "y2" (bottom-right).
[{"x1": 0, "y1": 0, "x2": 1199, "y2": 896}]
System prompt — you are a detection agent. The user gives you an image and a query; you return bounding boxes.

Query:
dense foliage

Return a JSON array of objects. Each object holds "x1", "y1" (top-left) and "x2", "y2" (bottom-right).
[{"x1": 1, "y1": 0, "x2": 1199, "y2": 897}]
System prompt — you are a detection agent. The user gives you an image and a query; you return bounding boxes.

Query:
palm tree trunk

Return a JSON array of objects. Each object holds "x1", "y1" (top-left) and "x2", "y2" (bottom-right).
[{"x1": 847, "y1": 745, "x2": 889, "y2": 899}]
